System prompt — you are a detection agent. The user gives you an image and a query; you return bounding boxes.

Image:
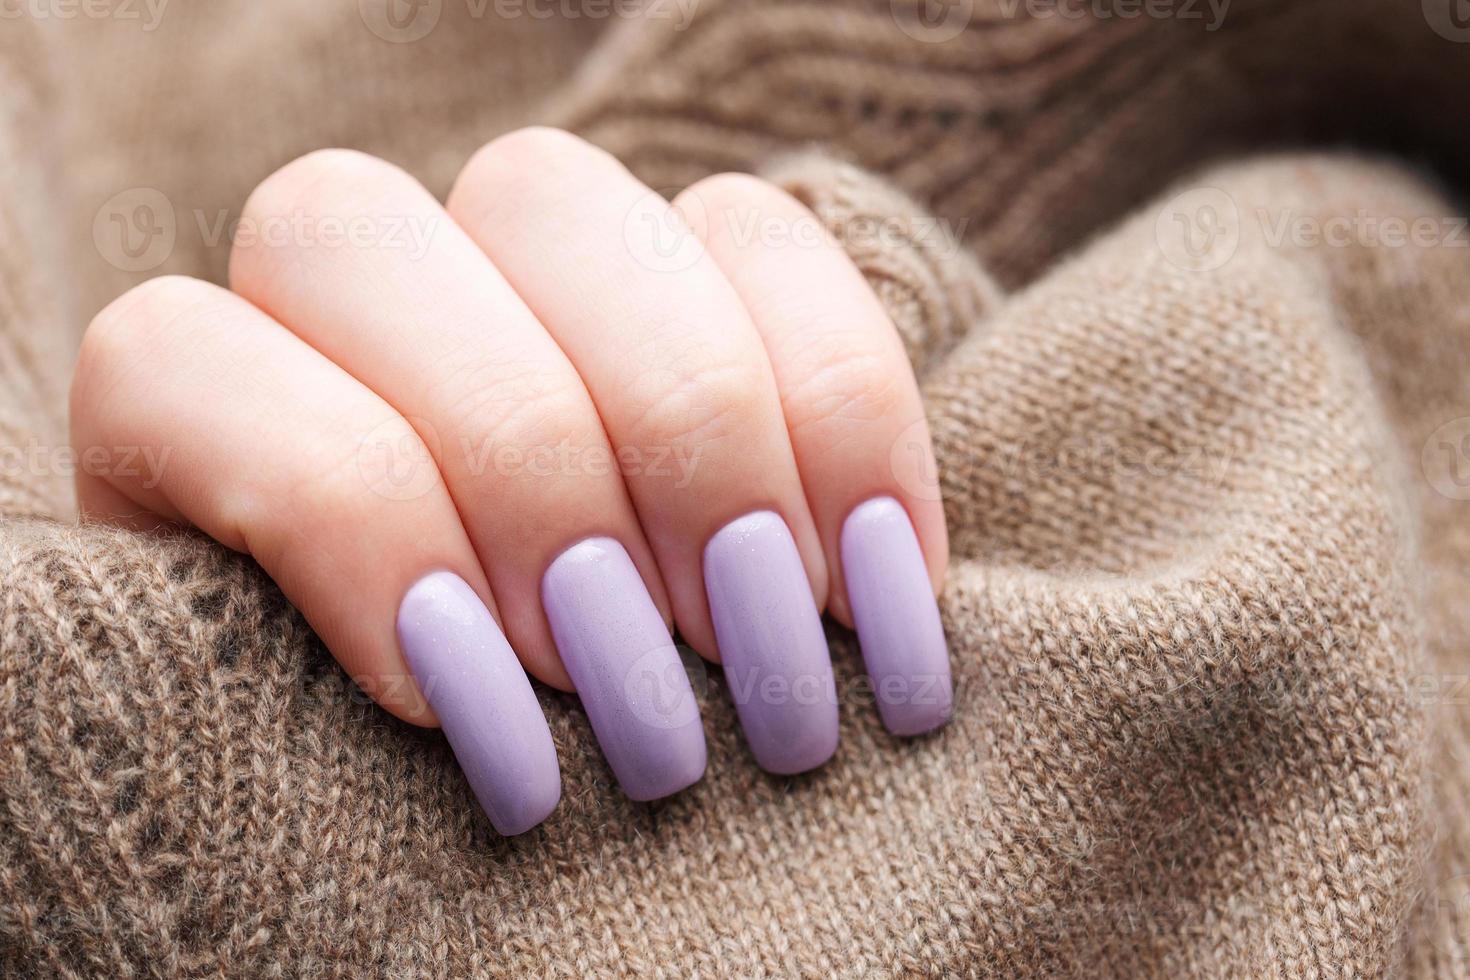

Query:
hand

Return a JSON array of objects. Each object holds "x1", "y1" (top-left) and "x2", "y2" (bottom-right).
[{"x1": 69, "y1": 128, "x2": 951, "y2": 835}]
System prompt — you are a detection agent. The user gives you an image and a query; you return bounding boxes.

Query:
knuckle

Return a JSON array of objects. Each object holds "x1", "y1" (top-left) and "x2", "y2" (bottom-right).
[
  {"x1": 232, "y1": 149, "x2": 414, "y2": 284},
  {"x1": 623, "y1": 355, "x2": 766, "y2": 452},
  {"x1": 309, "y1": 418, "x2": 427, "y2": 514},
  {"x1": 246, "y1": 445, "x2": 390, "y2": 565},
  {"x1": 449, "y1": 366, "x2": 596, "y2": 466},
  {"x1": 483, "y1": 126, "x2": 591, "y2": 162},
  {"x1": 679, "y1": 171, "x2": 784, "y2": 214},
  {"x1": 292, "y1": 444, "x2": 377, "y2": 516},
  {"x1": 675, "y1": 172, "x2": 837, "y2": 256},
  {"x1": 245, "y1": 148, "x2": 403, "y2": 216},
  {"x1": 781, "y1": 347, "x2": 908, "y2": 436},
  {"x1": 451, "y1": 126, "x2": 607, "y2": 213},
  {"x1": 231, "y1": 409, "x2": 440, "y2": 566},
  {"x1": 73, "y1": 275, "x2": 220, "y2": 412}
]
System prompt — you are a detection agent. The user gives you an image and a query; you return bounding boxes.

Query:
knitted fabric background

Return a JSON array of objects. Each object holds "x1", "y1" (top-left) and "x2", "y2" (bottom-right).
[{"x1": 2, "y1": 1, "x2": 1470, "y2": 976}]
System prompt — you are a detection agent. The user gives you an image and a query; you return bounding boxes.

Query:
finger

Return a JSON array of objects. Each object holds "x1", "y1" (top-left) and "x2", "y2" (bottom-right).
[
  {"x1": 674, "y1": 173, "x2": 952, "y2": 737},
  {"x1": 228, "y1": 150, "x2": 704, "y2": 801},
  {"x1": 448, "y1": 128, "x2": 838, "y2": 775},
  {"x1": 69, "y1": 276, "x2": 560, "y2": 835}
]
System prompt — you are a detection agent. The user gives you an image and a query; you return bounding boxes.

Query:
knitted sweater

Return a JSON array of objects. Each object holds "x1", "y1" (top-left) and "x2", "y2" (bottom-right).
[{"x1": 3, "y1": 1, "x2": 1470, "y2": 976}]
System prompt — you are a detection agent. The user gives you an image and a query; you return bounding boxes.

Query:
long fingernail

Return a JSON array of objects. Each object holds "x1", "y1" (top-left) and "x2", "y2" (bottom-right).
[
  {"x1": 542, "y1": 538, "x2": 706, "y2": 801},
  {"x1": 703, "y1": 511, "x2": 838, "y2": 774},
  {"x1": 397, "y1": 571, "x2": 561, "y2": 836},
  {"x1": 840, "y1": 497, "x2": 953, "y2": 736}
]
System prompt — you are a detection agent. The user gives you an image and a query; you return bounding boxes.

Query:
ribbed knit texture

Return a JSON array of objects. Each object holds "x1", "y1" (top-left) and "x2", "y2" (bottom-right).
[{"x1": 3, "y1": 2, "x2": 1470, "y2": 976}]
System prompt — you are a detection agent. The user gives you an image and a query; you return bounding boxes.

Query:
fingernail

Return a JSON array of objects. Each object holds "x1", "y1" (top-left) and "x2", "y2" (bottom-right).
[
  {"x1": 703, "y1": 511, "x2": 838, "y2": 774},
  {"x1": 840, "y1": 498, "x2": 953, "y2": 736},
  {"x1": 397, "y1": 571, "x2": 561, "y2": 836},
  {"x1": 542, "y1": 538, "x2": 706, "y2": 801}
]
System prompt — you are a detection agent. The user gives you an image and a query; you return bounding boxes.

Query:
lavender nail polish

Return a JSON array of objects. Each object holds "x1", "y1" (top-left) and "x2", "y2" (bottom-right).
[
  {"x1": 396, "y1": 571, "x2": 561, "y2": 836},
  {"x1": 841, "y1": 497, "x2": 953, "y2": 736},
  {"x1": 542, "y1": 538, "x2": 706, "y2": 801},
  {"x1": 703, "y1": 512, "x2": 838, "y2": 775}
]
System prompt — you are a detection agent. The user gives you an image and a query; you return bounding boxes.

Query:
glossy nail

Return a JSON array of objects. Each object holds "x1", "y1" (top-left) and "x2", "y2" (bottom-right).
[
  {"x1": 703, "y1": 511, "x2": 838, "y2": 774},
  {"x1": 841, "y1": 497, "x2": 952, "y2": 736},
  {"x1": 397, "y1": 571, "x2": 561, "y2": 836},
  {"x1": 542, "y1": 538, "x2": 706, "y2": 801}
]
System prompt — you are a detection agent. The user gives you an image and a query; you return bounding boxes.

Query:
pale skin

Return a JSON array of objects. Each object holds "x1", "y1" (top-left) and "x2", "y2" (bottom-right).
[{"x1": 70, "y1": 127, "x2": 947, "y2": 728}]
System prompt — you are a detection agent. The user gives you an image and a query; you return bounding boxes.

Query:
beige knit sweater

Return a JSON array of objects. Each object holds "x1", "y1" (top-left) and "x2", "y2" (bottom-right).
[{"x1": 4, "y1": 1, "x2": 1470, "y2": 976}]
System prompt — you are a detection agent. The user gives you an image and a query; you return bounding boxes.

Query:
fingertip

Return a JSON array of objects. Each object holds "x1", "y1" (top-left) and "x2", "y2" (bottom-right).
[{"x1": 396, "y1": 570, "x2": 562, "y2": 833}]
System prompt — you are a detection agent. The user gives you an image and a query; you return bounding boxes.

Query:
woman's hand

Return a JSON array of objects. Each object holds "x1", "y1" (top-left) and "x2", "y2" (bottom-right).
[{"x1": 69, "y1": 128, "x2": 950, "y2": 835}]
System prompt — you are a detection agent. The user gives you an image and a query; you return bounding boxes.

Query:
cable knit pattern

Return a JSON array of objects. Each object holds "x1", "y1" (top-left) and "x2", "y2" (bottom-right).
[{"x1": 3, "y1": 2, "x2": 1470, "y2": 977}]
